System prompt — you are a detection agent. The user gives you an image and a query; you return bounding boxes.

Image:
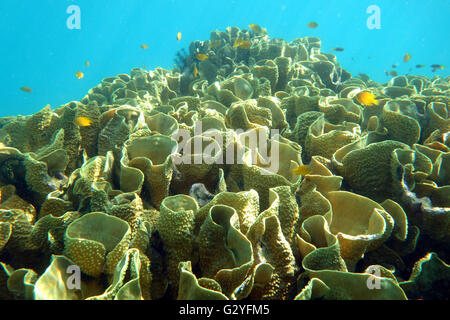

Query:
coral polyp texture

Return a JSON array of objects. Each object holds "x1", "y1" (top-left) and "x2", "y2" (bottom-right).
[{"x1": 0, "y1": 26, "x2": 449, "y2": 300}]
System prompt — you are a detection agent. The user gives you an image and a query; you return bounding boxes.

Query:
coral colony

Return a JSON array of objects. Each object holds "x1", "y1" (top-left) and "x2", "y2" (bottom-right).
[{"x1": 0, "y1": 27, "x2": 449, "y2": 300}]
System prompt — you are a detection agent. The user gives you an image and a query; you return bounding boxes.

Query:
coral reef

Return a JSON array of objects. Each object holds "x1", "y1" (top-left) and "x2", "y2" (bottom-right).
[{"x1": 0, "y1": 26, "x2": 448, "y2": 300}]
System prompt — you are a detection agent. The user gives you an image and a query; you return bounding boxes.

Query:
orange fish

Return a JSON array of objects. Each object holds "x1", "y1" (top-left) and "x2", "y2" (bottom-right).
[
  {"x1": 20, "y1": 86, "x2": 32, "y2": 93},
  {"x1": 73, "y1": 116, "x2": 93, "y2": 127},
  {"x1": 403, "y1": 53, "x2": 411, "y2": 63},
  {"x1": 141, "y1": 44, "x2": 148, "y2": 50},
  {"x1": 307, "y1": 21, "x2": 319, "y2": 29},
  {"x1": 355, "y1": 91, "x2": 379, "y2": 107},
  {"x1": 75, "y1": 71, "x2": 84, "y2": 79},
  {"x1": 293, "y1": 164, "x2": 311, "y2": 175},
  {"x1": 196, "y1": 53, "x2": 208, "y2": 61},
  {"x1": 177, "y1": 32, "x2": 182, "y2": 41}
]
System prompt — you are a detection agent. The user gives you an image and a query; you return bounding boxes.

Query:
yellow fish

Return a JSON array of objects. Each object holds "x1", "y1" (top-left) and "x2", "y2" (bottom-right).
[
  {"x1": 75, "y1": 71, "x2": 84, "y2": 79},
  {"x1": 355, "y1": 91, "x2": 379, "y2": 107},
  {"x1": 73, "y1": 116, "x2": 93, "y2": 127},
  {"x1": 177, "y1": 32, "x2": 182, "y2": 41},
  {"x1": 293, "y1": 164, "x2": 311, "y2": 175},
  {"x1": 403, "y1": 53, "x2": 411, "y2": 63},
  {"x1": 248, "y1": 24, "x2": 263, "y2": 33},
  {"x1": 307, "y1": 21, "x2": 319, "y2": 29},
  {"x1": 196, "y1": 53, "x2": 208, "y2": 61},
  {"x1": 193, "y1": 65, "x2": 199, "y2": 78},
  {"x1": 233, "y1": 38, "x2": 251, "y2": 49},
  {"x1": 141, "y1": 44, "x2": 148, "y2": 50},
  {"x1": 20, "y1": 86, "x2": 32, "y2": 93},
  {"x1": 85, "y1": 60, "x2": 90, "y2": 67}
]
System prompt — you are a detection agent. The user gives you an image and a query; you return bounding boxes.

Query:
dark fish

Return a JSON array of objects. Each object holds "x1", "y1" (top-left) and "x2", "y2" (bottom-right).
[
  {"x1": 431, "y1": 64, "x2": 445, "y2": 72},
  {"x1": 415, "y1": 64, "x2": 426, "y2": 68},
  {"x1": 332, "y1": 47, "x2": 344, "y2": 52},
  {"x1": 307, "y1": 21, "x2": 318, "y2": 29},
  {"x1": 389, "y1": 70, "x2": 398, "y2": 76},
  {"x1": 392, "y1": 64, "x2": 397, "y2": 68},
  {"x1": 20, "y1": 86, "x2": 32, "y2": 93}
]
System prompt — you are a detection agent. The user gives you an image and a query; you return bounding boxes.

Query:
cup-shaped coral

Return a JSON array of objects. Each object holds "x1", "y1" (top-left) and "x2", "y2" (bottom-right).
[
  {"x1": 34, "y1": 255, "x2": 103, "y2": 300},
  {"x1": 64, "y1": 212, "x2": 131, "y2": 277},
  {"x1": 325, "y1": 191, "x2": 393, "y2": 271},
  {"x1": 123, "y1": 134, "x2": 178, "y2": 207},
  {"x1": 156, "y1": 194, "x2": 198, "y2": 295},
  {"x1": 197, "y1": 205, "x2": 253, "y2": 297}
]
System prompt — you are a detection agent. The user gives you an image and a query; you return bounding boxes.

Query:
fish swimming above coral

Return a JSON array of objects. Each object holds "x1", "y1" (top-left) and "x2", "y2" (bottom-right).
[
  {"x1": 20, "y1": 86, "x2": 32, "y2": 93},
  {"x1": 354, "y1": 90, "x2": 379, "y2": 107}
]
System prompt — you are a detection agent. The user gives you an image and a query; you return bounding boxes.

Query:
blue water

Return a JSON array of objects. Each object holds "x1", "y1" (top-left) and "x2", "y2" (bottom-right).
[{"x1": 0, "y1": 0, "x2": 448, "y2": 117}]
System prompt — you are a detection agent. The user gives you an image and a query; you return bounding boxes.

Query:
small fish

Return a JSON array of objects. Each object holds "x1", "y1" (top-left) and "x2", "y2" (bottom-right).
[
  {"x1": 20, "y1": 86, "x2": 32, "y2": 93},
  {"x1": 385, "y1": 71, "x2": 389, "y2": 76},
  {"x1": 75, "y1": 71, "x2": 84, "y2": 79},
  {"x1": 142, "y1": 64, "x2": 147, "y2": 69},
  {"x1": 193, "y1": 65, "x2": 199, "y2": 77},
  {"x1": 332, "y1": 47, "x2": 344, "y2": 52},
  {"x1": 177, "y1": 32, "x2": 182, "y2": 41},
  {"x1": 85, "y1": 60, "x2": 90, "y2": 67},
  {"x1": 209, "y1": 40, "x2": 222, "y2": 48},
  {"x1": 307, "y1": 21, "x2": 318, "y2": 29},
  {"x1": 73, "y1": 116, "x2": 93, "y2": 127},
  {"x1": 141, "y1": 44, "x2": 149, "y2": 50},
  {"x1": 233, "y1": 38, "x2": 251, "y2": 49},
  {"x1": 415, "y1": 64, "x2": 426, "y2": 68},
  {"x1": 431, "y1": 64, "x2": 445, "y2": 72},
  {"x1": 293, "y1": 164, "x2": 311, "y2": 175},
  {"x1": 196, "y1": 53, "x2": 208, "y2": 61},
  {"x1": 392, "y1": 64, "x2": 397, "y2": 68},
  {"x1": 403, "y1": 53, "x2": 411, "y2": 62},
  {"x1": 248, "y1": 24, "x2": 263, "y2": 33},
  {"x1": 355, "y1": 91, "x2": 379, "y2": 107},
  {"x1": 389, "y1": 70, "x2": 398, "y2": 76}
]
